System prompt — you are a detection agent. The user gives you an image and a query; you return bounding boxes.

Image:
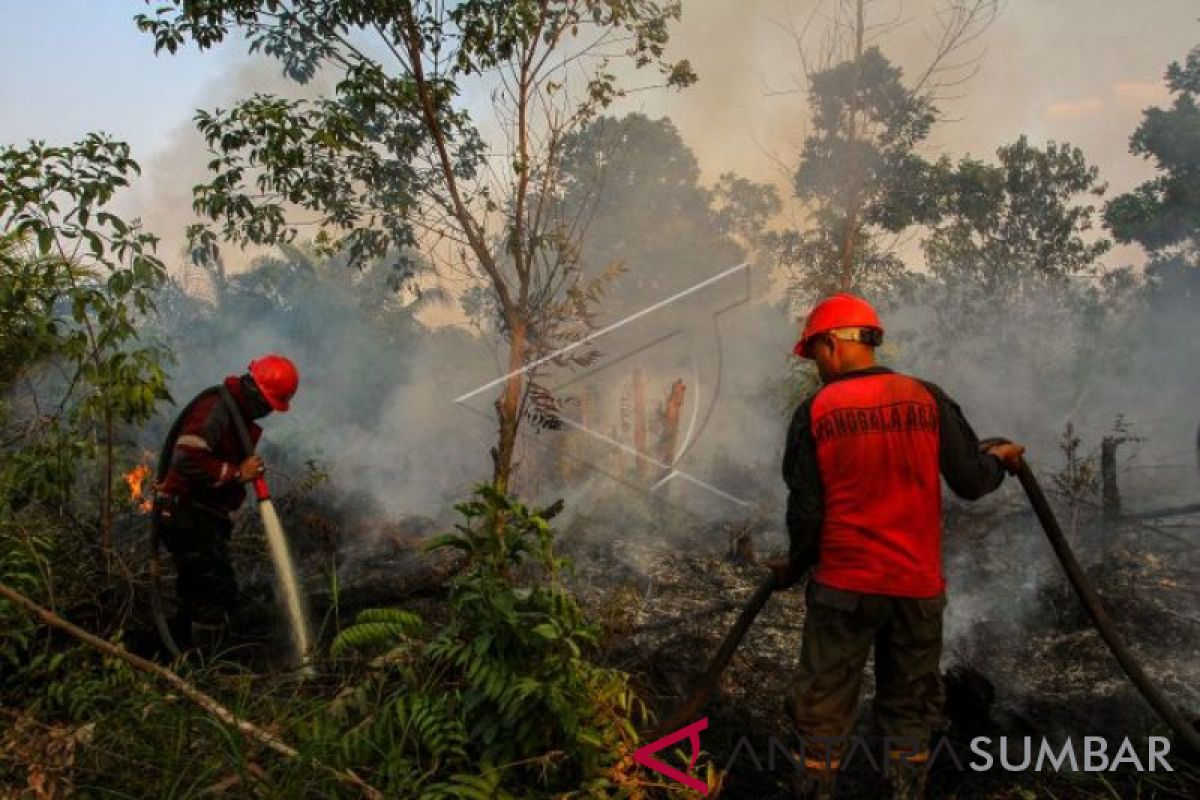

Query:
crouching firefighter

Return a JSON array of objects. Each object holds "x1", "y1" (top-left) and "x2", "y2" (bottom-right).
[
  {"x1": 770, "y1": 295, "x2": 1024, "y2": 800},
  {"x1": 151, "y1": 355, "x2": 299, "y2": 649}
]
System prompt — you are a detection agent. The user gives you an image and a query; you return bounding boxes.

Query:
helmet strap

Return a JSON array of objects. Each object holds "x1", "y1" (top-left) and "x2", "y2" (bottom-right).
[{"x1": 828, "y1": 327, "x2": 883, "y2": 347}]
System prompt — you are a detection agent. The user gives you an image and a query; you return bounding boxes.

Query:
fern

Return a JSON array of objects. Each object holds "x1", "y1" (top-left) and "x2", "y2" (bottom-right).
[
  {"x1": 393, "y1": 693, "x2": 467, "y2": 762},
  {"x1": 331, "y1": 608, "x2": 422, "y2": 657},
  {"x1": 315, "y1": 486, "x2": 649, "y2": 796},
  {"x1": 423, "y1": 771, "x2": 516, "y2": 800}
]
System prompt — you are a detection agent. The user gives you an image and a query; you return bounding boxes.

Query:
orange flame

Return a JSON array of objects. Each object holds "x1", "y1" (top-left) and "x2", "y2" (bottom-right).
[{"x1": 124, "y1": 463, "x2": 153, "y2": 514}]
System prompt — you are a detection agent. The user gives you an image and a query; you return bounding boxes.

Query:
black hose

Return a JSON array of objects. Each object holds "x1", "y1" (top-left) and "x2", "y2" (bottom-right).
[
  {"x1": 650, "y1": 461, "x2": 1200, "y2": 755},
  {"x1": 1017, "y1": 459, "x2": 1200, "y2": 754},
  {"x1": 148, "y1": 522, "x2": 181, "y2": 658},
  {"x1": 218, "y1": 385, "x2": 257, "y2": 461},
  {"x1": 653, "y1": 572, "x2": 779, "y2": 737}
]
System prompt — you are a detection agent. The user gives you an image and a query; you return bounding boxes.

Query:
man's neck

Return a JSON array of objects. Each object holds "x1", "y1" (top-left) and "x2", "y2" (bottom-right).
[
  {"x1": 825, "y1": 361, "x2": 885, "y2": 383},
  {"x1": 839, "y1": 357, "x2": 877, "y2": 374}
]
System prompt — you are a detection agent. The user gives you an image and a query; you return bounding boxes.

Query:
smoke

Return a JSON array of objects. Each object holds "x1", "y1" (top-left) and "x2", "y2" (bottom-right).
[
  {"x1": 134, "y1": 57, "x2": 336, "y2": 269},
  {"x1": 117, "y1": 5, "x2": 1198, "y2": 730}
]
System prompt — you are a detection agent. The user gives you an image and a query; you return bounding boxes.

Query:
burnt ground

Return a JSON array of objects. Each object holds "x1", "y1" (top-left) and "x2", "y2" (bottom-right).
[
  {"x1": 118, "y1": 476, "x2": 1200, "y2": 799},
  {"x1": 562, "y1": 503, "x2": 1200, "y2": 800}
]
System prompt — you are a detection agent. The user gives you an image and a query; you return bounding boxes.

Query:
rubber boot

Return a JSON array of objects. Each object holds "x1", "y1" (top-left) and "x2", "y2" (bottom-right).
[
  {"x1": 793, "y1": 751, "x2": 839, "y2": 800},
  {"x1": 190, "y1": 618, "x2": 231, "y2": 652},
  {"x1": 885, "y1": 754, "x2": 928, "y2": 800},
  {"x1": 169, "y1": 610, "x2": 194, "y2": 652},
  {"x1": 793, "y1": 768, "x2": 837, "y2": 800}
]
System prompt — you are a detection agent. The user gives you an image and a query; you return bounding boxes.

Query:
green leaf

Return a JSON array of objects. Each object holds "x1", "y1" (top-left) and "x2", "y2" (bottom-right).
[{"x1": 532, "y1": 623, "x2": 558, "y2": 640}]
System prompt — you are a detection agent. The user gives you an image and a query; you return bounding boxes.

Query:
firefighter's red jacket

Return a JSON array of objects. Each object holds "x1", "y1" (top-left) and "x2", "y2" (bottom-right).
[
  {"x1": 782, "y1": 367, "x2": 1005, "y2": 597},
  {"x1": 157, "y1": 376, "x2": 262, "y2": 515}
]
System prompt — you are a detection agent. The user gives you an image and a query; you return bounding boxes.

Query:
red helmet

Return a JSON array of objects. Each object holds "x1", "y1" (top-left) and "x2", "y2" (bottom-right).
[
  {"x1": 794, "y1": 293, "x2": 883, "y2": 358},
  {"x1": 248, "y1": 354, "x2": 299, "y2": 412}
]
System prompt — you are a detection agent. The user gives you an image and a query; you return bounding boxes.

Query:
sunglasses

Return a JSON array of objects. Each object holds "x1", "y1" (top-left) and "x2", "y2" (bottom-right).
[{"x1": 803, "y1": 328, "x2": 883, "y2": 357}]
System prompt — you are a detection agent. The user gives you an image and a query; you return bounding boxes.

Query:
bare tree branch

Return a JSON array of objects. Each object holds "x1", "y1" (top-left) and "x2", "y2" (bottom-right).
[{"x1": 0, "y1": 581, "x2": 384, "y2": 800}]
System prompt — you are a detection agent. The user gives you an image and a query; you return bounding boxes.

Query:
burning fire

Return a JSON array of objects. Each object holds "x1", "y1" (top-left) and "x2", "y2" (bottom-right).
[{"x1": 124, "y1": 463, "x2": 153, "y2": 514}]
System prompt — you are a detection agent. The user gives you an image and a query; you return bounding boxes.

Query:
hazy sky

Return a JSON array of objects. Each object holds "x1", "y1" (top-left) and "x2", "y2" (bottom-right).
[{"x1": 2, "y1": 1, "x2": 1197, "y2": 271}]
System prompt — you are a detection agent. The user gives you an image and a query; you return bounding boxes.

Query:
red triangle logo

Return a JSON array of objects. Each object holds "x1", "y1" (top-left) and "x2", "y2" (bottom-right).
[{"x1": 633, "y1": 717, "x2": 709, "y2": 794}]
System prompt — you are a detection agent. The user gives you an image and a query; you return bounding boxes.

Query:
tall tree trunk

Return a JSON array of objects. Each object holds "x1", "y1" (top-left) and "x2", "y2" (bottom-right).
[
  {"x1": 492, "y1": 318, "x2": 528, "y2": 494},
  {"x1": 838, "y1": 0, "x2": 866, "y2": 292},
  {"x1": 101, "y1": 407, "x2": 114, "y2": 555},
  {"x1": 632, "y1": 368, "x2": 647, "y2": 480},
  {"x1": 660, "y1": 379, "x2": 686, "y2": 464}
]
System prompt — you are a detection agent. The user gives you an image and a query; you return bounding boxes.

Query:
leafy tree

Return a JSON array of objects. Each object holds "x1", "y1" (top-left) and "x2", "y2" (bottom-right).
[
  {"x1": 1105, "y1": 44, "x2": 1200, "y2": 329},
  {"x1": 0, "y1": 136, "x2": 170, "y2": 550},
  {"x1": 905, "y1": 136, "x2": 1124, "y2": 427},
  {"x1": 556, "y1": 113, "x2": 779, "y2": 316},
  {"x1": 781, "y1": 46, "x2": 938, "y2": 297},
  {"x1": 770, "y1": 0, "x2": 998, "y2": 303},
  {"x1": 137, "y1": 0, "x2": 696, "y2": 497},
  {"x1": 1105, "y1": 45, "x2": 1200, "y2": 254},
  {"x1": 923, "y1": 137, "x2": 1111, "y2": 305}
]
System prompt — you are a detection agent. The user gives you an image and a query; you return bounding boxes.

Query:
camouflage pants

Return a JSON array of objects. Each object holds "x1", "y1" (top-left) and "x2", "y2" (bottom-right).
[
  {"x1": 155, "y1": 503, "x2": 238, "y2": 627},
  {"x1": 790, "y1": 581, "x2": 946, "y2": 765}
]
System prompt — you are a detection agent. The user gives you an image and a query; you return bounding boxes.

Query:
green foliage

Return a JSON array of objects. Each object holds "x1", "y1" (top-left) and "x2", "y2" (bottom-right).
[
  {"x1": 136, "y1": 0, "x2": 696, "y2": 280},
  {"x1": 1103, "y1": 44, "x2": 1199, "y2": 358},
  {"x1": 556, "y1": 113, "x2": 779, "y2": 316},
  {"x1": 331, "y1": 607, "x2": 422, "y2": 657},
  {"x1": 1105, "y1": 44, "x2": 1200, "y2": 253},
  {"x1": 0, "y1": 525, "x2": 50, "y2": 673},
  {"x1": 0, "y1": 135, "x2": 170, "y2": 512},
  {"x1": 774, "y1": 46, "x2": 939, "y2": 298},
  {"x1": 923, "y1": 136, "x2": 1111, "y2": 302},
  {"x1": 904, "y1": 135, "x2": 1127, "y2": 399},
  {"x1": 0, "y1": 137, "x2": 172, "y2": 759},
  {"x1": 325, "y1": 485, "x2": 646, "y2": 797},
  {"x1": 0, "y1": 518, "x2": 143, "y2": 725},
  {"x1": 796, "y1": 47, "x2": 938, "y2": 225}
]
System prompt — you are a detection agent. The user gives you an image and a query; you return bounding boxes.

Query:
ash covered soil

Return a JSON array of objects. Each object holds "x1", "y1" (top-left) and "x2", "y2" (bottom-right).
[{"x1": 561, "y1": 507, "x2": 1200, "y2": 800}]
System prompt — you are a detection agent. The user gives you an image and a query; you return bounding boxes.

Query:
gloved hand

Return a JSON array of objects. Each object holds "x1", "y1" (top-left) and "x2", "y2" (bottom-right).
[
  {"x1": 765, "y1": 557, "x2": 801, "y2": 590},
  {"x1": 238, "y1": 454, "x2": 265, "y2": 483},
  {"x1": 979, "y1": 437, "x2": 1026, "y2": 475}
]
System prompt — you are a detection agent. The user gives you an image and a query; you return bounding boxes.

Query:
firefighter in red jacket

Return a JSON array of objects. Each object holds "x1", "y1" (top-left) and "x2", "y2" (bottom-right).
[
  {"x1": 153, "y1": 355, "x2": 299, "y2": 645},
  {"x1": 772, "y1": 295, "x2": 1023, "y2": 800}
]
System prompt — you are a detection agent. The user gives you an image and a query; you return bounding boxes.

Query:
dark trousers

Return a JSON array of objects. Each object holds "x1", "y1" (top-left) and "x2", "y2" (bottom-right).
[
  {"x1": 154, "y1": 503, "x2": 238, "y2": 628},
  {"x1": 790, "y1": 581, "x2": 946, "y2": 765}
]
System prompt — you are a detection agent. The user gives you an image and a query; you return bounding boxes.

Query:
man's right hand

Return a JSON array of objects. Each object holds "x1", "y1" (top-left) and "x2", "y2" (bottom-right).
[
  {"x1": 985, "y1": 441, "x2": 1026, "y2": 475},
  {"x1": 238, "y1": 455, "x2": 265, "y2": 483}
]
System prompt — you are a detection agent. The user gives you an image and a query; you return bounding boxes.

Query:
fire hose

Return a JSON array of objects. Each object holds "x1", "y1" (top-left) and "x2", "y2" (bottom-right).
[
  {"x1": 1015, "y1": 459, "x2": 1200, "y2": 754},
  {"x1": 218, "y1": 386, "x2": 313, "y2": 671},
  {"x1": 656, "y1": 458, "x2": 1200, "y2": 755},
  {"x1": 148, "y1": 522, "x2": 181, "y2": 658},
  {"x1": 652, "y1": 571, "x2": 780, "y2": 738}
]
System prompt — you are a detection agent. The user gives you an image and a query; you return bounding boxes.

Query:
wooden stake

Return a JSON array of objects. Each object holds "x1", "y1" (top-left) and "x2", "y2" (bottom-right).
[{"x1": 660, "y1": 379, "x2": 686, "y2": 465}]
